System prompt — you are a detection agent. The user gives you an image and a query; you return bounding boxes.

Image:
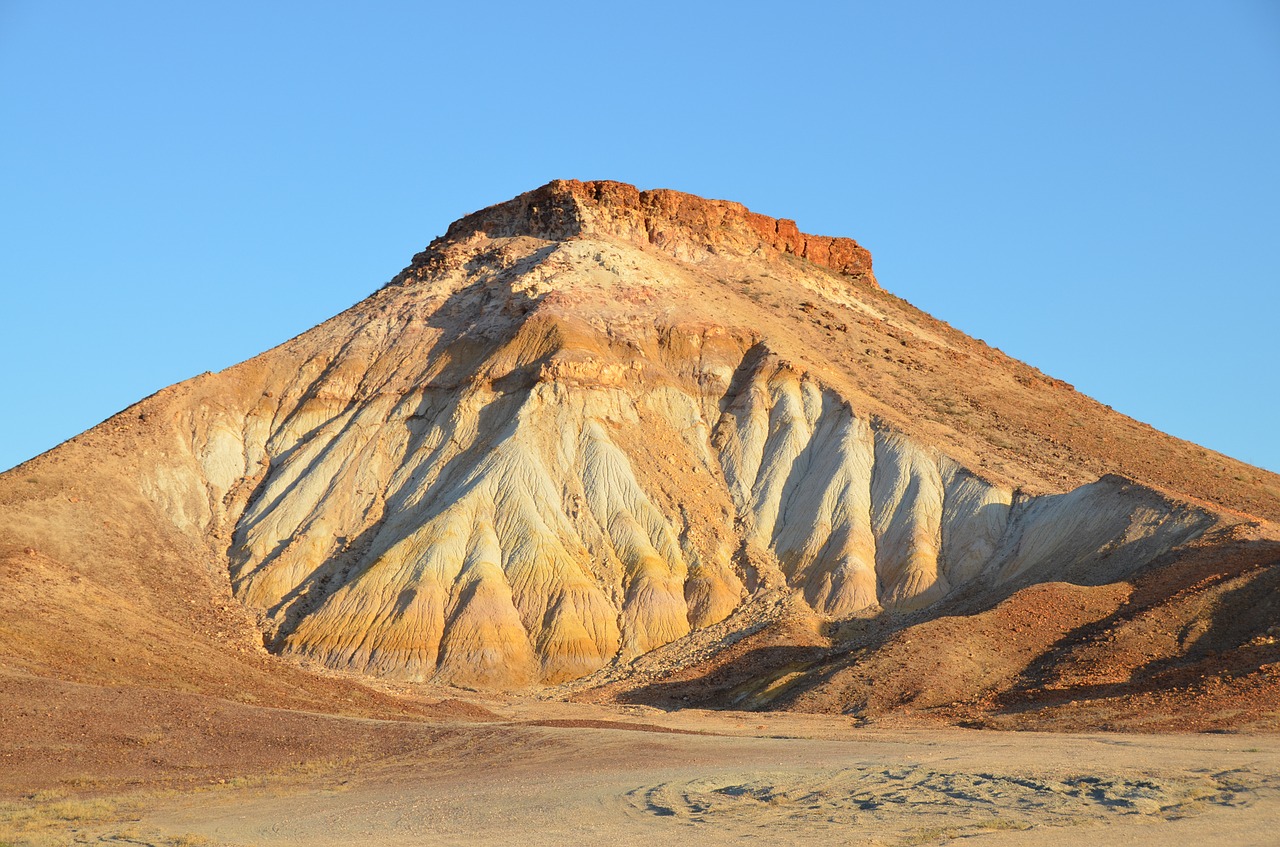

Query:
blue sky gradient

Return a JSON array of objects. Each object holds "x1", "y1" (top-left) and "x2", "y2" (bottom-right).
[{"x1": 2, "y1": 1, "x2": 1277, "y2": 473}]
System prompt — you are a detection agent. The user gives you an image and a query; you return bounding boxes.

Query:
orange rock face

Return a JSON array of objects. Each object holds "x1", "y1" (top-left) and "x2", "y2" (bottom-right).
[{"x1": 420, "y1": 179, "x2": 875, "y2": 281}]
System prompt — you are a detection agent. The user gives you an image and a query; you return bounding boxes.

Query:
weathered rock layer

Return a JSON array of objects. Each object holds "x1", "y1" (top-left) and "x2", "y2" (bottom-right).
[
  {"x1": 134, "y1": 182, "x2": 1218, "y2": 687},
  {"x1": 5, "y1": 180, "x2": 1277, "y2": 716}
]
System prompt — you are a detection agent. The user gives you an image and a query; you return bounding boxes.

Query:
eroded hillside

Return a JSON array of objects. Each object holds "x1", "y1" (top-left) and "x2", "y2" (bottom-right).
[{"x1": 2, "y1": 179, "x2": 1278, "y2": 728}]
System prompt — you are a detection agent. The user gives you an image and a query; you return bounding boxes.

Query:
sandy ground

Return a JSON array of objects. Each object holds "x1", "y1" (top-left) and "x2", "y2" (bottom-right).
[{"x1": 13, "y1": 702, "x2": 1276, "y2": 847}]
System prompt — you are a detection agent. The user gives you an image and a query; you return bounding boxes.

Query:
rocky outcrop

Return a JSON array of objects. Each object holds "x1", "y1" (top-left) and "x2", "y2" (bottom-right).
[{"x1": 403, "y1": 180, "x2": 875, "y2": 282}]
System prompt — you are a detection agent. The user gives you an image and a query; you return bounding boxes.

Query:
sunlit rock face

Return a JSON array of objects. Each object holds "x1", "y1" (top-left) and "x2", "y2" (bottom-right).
[{"x1": 147, "y1": 180, "x2": 1214, "y2": 687}]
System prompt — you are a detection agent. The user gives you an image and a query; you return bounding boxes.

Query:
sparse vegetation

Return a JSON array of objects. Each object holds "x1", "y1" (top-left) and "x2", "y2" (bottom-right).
[
  {"x1": 169, "y1": 835, "x2": 216, "y2": 847},
  {"x1": 897, "y1": 818, "x2": 1032, "y2": 846},
  {"x1": 0, "y1": 791, "x2": 136, "y2": 846},
  {"x1": 0, "y1": 792, "x2": 224, "y2": 847}
]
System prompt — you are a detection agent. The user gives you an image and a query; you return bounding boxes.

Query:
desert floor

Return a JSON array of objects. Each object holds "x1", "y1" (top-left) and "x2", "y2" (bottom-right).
[{"x1": 6, "y1": 693, "x2": 1279, "y2": 847}]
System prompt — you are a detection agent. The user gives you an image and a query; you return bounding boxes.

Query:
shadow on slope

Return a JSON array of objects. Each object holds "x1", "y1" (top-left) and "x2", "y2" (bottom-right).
[{"x1": 614, "y1": 533, "x2": 1280, "y2": 730}]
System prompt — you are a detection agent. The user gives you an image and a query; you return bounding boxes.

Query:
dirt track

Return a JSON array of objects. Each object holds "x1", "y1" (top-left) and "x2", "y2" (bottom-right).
[{"x1": 22, "y1": 706, "x2": 1276, "y2": 847}]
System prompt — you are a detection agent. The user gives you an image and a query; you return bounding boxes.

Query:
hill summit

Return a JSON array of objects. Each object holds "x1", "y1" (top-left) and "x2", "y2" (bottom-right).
[
  {"x1": 3, "y1": 180, "x2": 1278, "y2": 729},
  {"x1": 409, "y1": 179, "x2": 874, "y2": 279}
]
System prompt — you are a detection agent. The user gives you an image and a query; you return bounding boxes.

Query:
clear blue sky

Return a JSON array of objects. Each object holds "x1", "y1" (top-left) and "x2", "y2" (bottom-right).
[{"x1": 2, "y1": 1, "x2": 1277, "y2": 474}]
